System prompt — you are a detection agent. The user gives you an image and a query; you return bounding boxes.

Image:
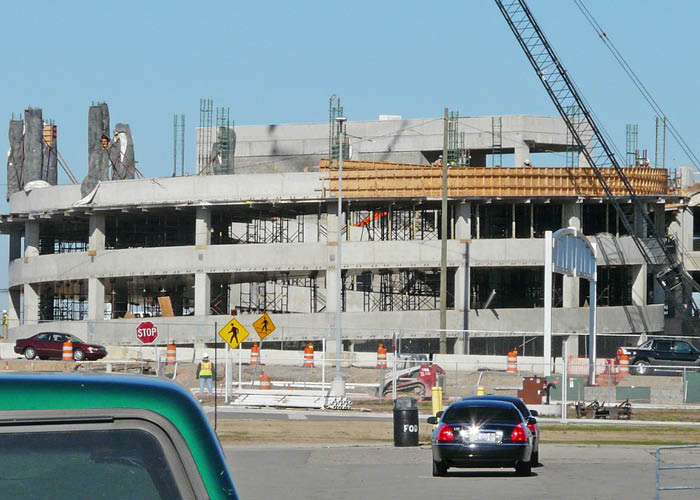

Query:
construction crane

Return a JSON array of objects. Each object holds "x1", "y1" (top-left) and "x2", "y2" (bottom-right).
[{"x1": 494, "y1": 0, "x2": 700, "y2": 332}]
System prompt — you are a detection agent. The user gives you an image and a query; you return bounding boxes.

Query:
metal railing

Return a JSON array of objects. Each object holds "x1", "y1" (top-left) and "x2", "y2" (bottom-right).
[{"x1": 656, "y1": 444, "x2": 700, "y2": 499}]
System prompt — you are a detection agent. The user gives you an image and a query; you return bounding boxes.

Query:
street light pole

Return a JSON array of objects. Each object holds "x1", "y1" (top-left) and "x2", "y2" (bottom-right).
[
  {"x1": 332, "y1": 116, "x2": 347, "y2": 396},
  {"x1": 440, "y1": 108, "x2": 448, "y2": 354}
]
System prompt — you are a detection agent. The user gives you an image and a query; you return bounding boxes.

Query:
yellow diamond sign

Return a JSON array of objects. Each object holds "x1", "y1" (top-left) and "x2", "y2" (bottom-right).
[
  {"x1": 218, "y1": 317, "x2": 250, "y2": 349},
  {"x1": 253, "y1": 313, "x2": 275, "y2": 340}
]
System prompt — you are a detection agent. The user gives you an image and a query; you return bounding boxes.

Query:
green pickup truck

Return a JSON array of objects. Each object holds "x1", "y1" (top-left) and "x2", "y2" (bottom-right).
[{"x1": 0, "y1": 372, "x2": 238, "y2": 499}]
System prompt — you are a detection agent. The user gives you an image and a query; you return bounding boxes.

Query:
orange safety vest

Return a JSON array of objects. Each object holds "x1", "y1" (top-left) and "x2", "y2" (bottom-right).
[{"x1": 200, "y1": 360, "x2": 213, "y2": 377}]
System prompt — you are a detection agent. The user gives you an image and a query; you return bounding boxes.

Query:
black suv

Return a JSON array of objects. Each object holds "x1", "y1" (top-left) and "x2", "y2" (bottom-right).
[{"x1": 619, "y1": 338, "x2": 700, "y2": 375}]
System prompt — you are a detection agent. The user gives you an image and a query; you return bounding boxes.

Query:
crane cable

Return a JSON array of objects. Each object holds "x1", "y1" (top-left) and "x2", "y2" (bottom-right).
[{"x1": 573, "y1": 0, "x2": 700, "y2": 171}]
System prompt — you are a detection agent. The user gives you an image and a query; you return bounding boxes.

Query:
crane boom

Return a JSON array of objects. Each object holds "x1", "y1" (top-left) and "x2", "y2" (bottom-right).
[{"x1": 494, "y1": 0, "x2": 700, "y2": 330}]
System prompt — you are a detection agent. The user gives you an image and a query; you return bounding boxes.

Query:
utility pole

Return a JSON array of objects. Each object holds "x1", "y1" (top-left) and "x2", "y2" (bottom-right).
[{"x1": 439, "y1": 108, "x2": 448, "y2": 354}]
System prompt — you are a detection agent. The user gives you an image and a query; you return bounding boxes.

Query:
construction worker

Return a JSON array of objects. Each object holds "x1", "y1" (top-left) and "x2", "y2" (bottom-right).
[
  {"x1": 2, "y1": 310, "x2": 8, "y2": 341},
  {"x1": 524, "y1": 159, "x2": 532, "y2": 168},
  {"x1": 196, "y1": 353, "x2": 215, "y2": 401}
]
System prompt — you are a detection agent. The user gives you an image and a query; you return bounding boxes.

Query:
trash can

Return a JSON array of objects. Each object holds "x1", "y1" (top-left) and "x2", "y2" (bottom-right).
[{"x1": 393, "y1": 396, "x2": 419, "y2": 447}]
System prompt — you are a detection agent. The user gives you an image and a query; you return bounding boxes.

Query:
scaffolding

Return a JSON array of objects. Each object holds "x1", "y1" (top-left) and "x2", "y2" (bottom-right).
[
  {"x1": 655, "y1": 116, "x2": 666, "y2": 169},
  {"x1": 491, "y1": 116, "x2": 503, "y2": 167},
  {"x1": 363, "y1": 270, "x2": 441, "y2": 312},
  {"x1": 173, "y1": 114, "x2": 185, "y2": 177},
  {"x1": 626, "y1": 123, "x2": 638, "y2": 167},
  {"x1": 197, "y1": 99, "x2": 213, "y2": 175},
  {"x1": 238, "y1": 280, "x2": 289, "y2": 314},
  {"x1": 328, "y1": 96, "x2": 346, "y2": 163},
  {"x1": 565, "y1": 105, "x2": 581, "y2": 168},
  {"x1": 215, "y1": 107, "x2": 234, "y2": 175}
]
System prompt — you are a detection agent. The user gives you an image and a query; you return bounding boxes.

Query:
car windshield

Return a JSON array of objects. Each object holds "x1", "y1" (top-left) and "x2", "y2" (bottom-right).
[
  {"x1": 68, "y1": 335, "x2": 86, "y2": 344},
  {"x1": 638, "y1": 339, "x2": 653, "y2": 349},
  {"x1": 443, "y1": 405, "x2": 520, "y2": 425}
]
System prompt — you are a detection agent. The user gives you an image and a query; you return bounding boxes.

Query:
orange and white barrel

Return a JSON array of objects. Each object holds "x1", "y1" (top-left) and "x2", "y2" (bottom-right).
[
  {"x1": 259, "y1": 370, "x2": 271, "y2": 390},
  {"x1": 619, "y1": 354, "x2": 629, "y2": 376},
  {"x1": 63, "y1": 341, "x2": 73, "y2": 361},
  {"x1": 304, "y1": 343, "x2": 314, "y2": 368},
  {"x1": 166, "y1": 342, "x2": 177, "y2": 365},
  {"x1": 376, "y1": 344, "x2": 387, "y2": 369},
  {"x1": 507, "y1": 349, "x2": 518, "y2": 373},
  {"x1": 250, "y1": 342, "x2": 260, "y2": 366}
]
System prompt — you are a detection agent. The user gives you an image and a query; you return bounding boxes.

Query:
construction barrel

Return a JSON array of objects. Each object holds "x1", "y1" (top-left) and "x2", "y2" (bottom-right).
[
  {"x1": 62, "y1": 341, "x2": 73, "y2": 361},
  {"x1": 259, "y1": 370, "x2": 271, "y2": 390},
  {"x1": 304, "y1": 342, "x2": 314, "y2": 368},
  {"x1": 377, "y1": 344, "x2": 388, "y2": 369},
  {"x1": 507, "y1": 348, "x2": 518, "y2": 373},
  {"x1": 619, "y1": 354, "x2": 629, "y2": 376},
  {"x1": 166, "y1": 342, "x2": 177, "y2": 365},
  {"x1": 250, "y1": 342, "x2": 260, "y2": 366}
]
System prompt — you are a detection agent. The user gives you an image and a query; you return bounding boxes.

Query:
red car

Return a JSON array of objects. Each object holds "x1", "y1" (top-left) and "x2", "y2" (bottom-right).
[{"x1": 14, "y1": 333, "x2": 107, "y2": 361}]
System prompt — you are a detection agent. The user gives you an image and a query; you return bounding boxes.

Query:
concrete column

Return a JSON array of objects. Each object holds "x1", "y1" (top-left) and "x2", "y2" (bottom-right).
[
  {"x1": 513, "y1": 141, "x2": 530, "y2": 167},
  {"x1": 562, "y1": 201, "x2": 582, "y2": 230},
  {"x1": 634, "y1": 203, "x2": 648, "y2": 238},
  {"x1": 88, "y1": 277, "x2": 105, "y2": 321},
  {"x1": 8, "y1": 288, "x2": 21, "y2": 328},
  {"x1": 9, "y1": 232, "x2": 21, "y2": 260},
  {"x1": 89, "y1": 214, "x2": 105, "y2": 251},
  {"x1": 564, "y1": 335, "x2": 579, "y2": 358},
  {"x1": 631, "y1": 264, "x2": 646, "y2": 306},
  {"x1": 196, "y1": 207, "x2": 211, "y2": 247},
  {"x1": 24, "y1": 283, "x2": 39, "y2": 325},
  {"x1": 194, "y1": 272, "x2": 211, "y2": 316},
  {"x1": 454, "y1": 202, "x2": 472, "y2": 239},
  {"x1": 24, "y1": 221, "x2": 39, "y2": 258}
]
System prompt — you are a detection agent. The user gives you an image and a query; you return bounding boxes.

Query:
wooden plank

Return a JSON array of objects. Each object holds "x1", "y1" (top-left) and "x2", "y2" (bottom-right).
[{"x1": 158, "y1": 296, "x2": 175, "y2": 317}]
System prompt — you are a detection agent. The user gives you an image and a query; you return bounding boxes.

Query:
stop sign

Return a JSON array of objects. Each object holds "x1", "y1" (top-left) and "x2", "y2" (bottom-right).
[{"x1": 136, "y1": 321, "x2": 158, "y2": 344}]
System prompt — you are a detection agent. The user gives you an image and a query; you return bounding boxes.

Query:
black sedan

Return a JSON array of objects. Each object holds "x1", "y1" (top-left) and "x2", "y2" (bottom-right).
[
  {"x1": 14, "y1": 332, "x2": 107, "y2": 361},
  {"x1": 462, "y1": 395, "x2": 541, "y2": 464},
  {"x1": 427, "y1": 399, "x2": 534, "y2": 477}
]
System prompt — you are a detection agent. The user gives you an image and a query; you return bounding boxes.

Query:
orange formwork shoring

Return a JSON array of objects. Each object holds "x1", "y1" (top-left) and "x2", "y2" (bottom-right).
[{"x1": 320, "y1": 159, "x2": 670, "y2": 199}]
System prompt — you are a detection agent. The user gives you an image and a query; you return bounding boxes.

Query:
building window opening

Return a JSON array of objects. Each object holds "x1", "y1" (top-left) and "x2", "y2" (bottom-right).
[
  {"x1": 479, "y1": 204, "x2": 512, "y2": 239},
  {"x1": 580, "y1": 266, "x2": 632, "y2": 306},
  {"x1": 105, "y1": 213, "x2": 195, "y2": 249},
  {"x1": 470, "y1": 267, "x2": 562, "y2": 309},
  {"x1": 533, "y1": 204, "x2": 562, "y2": 238},
  {"x1": 38, "y1": 220, "x2": 89, "y2": 255},
  {"x1": 582, "y1": 204, "x2": 607, "y2": 235}
]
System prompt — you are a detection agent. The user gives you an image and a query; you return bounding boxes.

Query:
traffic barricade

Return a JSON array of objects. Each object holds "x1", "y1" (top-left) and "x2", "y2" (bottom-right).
[
  {"x1": 619, "y1": 354, "x2": 630, "y2": 376},
  {"x1": 259, "y1": 370, "x2": 271, "y2": 390},
  {"x1": 377, "y1": 344, "x2": 387, "y2": 369},
  {"x1": 166, "y1": 342, "x2": 177, "y2": 365},
  {"x1": 304, "y1": 342, "x2": 314, "y2": 368},
  {"x1": 250, "y1": 342, "x2": 260, "y2": 366},
  {"x1": 507, "y1": 349, "x2": 518, "y2": 373},
  {"x1": 62, "y1": 341, "x2": 73, "y2": 361}
]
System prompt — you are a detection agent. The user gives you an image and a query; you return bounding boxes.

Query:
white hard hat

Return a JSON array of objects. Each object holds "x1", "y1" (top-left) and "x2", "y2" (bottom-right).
[
  {"x1": 202, "y1": 353, "x2": 209, "y2": 359},
  {"x1": 2, "y1": 310, "x2": 6, "y2": 313}
]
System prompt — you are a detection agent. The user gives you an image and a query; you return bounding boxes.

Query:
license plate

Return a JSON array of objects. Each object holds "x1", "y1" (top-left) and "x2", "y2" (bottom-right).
[{"x1": 459, "y1": 429, "x2": 502, "y2": 444}]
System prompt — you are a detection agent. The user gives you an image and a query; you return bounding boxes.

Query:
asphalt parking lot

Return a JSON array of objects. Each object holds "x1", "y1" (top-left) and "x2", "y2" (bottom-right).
[{"x1": 224, "y1": 443, "x2": 671, "y2": 499}]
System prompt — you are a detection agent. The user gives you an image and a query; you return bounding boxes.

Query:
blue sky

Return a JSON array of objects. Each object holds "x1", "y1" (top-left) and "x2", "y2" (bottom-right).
[{"x1": 1, "y1": 0, "x2": 699, "y2": 309}]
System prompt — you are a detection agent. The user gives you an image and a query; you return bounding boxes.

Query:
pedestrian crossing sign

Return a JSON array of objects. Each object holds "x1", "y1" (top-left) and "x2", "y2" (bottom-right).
[
  {"x1": 218, "y1": 317, "x2": 250, "y2": 349},
  {"x1": 253, "y1": 313, "x2": 275, "y2": 340}
]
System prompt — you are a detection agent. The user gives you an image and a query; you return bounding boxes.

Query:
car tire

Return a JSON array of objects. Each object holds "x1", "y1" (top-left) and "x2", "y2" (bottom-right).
[
  {"x1": 633, "y1": 360, "x2": 649, "y2": 376},
  {"x1": 516, "y1": 460, "x2": 532, "y2": 477},
  {"x1": 531, "y1": 451, "x2": 539, "y2": 465},
  {"x1": 432, "y1": 460, "x2": 447, "y2": 477},
  {"x1": 73, "y1": 349, "x2": 86, "y2": 361},
  {"x1": 24, "y1": 347, "x2": 37, "y2": 360}
]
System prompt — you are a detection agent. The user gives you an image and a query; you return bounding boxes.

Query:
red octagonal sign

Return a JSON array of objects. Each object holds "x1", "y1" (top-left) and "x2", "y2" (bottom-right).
[{"x1": 136, "y1": 321, "x2": 158, "y2": 344}]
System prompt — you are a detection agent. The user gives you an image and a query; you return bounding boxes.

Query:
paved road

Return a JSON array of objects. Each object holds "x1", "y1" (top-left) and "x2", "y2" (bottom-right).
[{"x1": 224, "y1": 443, "x2": 673, "y2": 499}]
